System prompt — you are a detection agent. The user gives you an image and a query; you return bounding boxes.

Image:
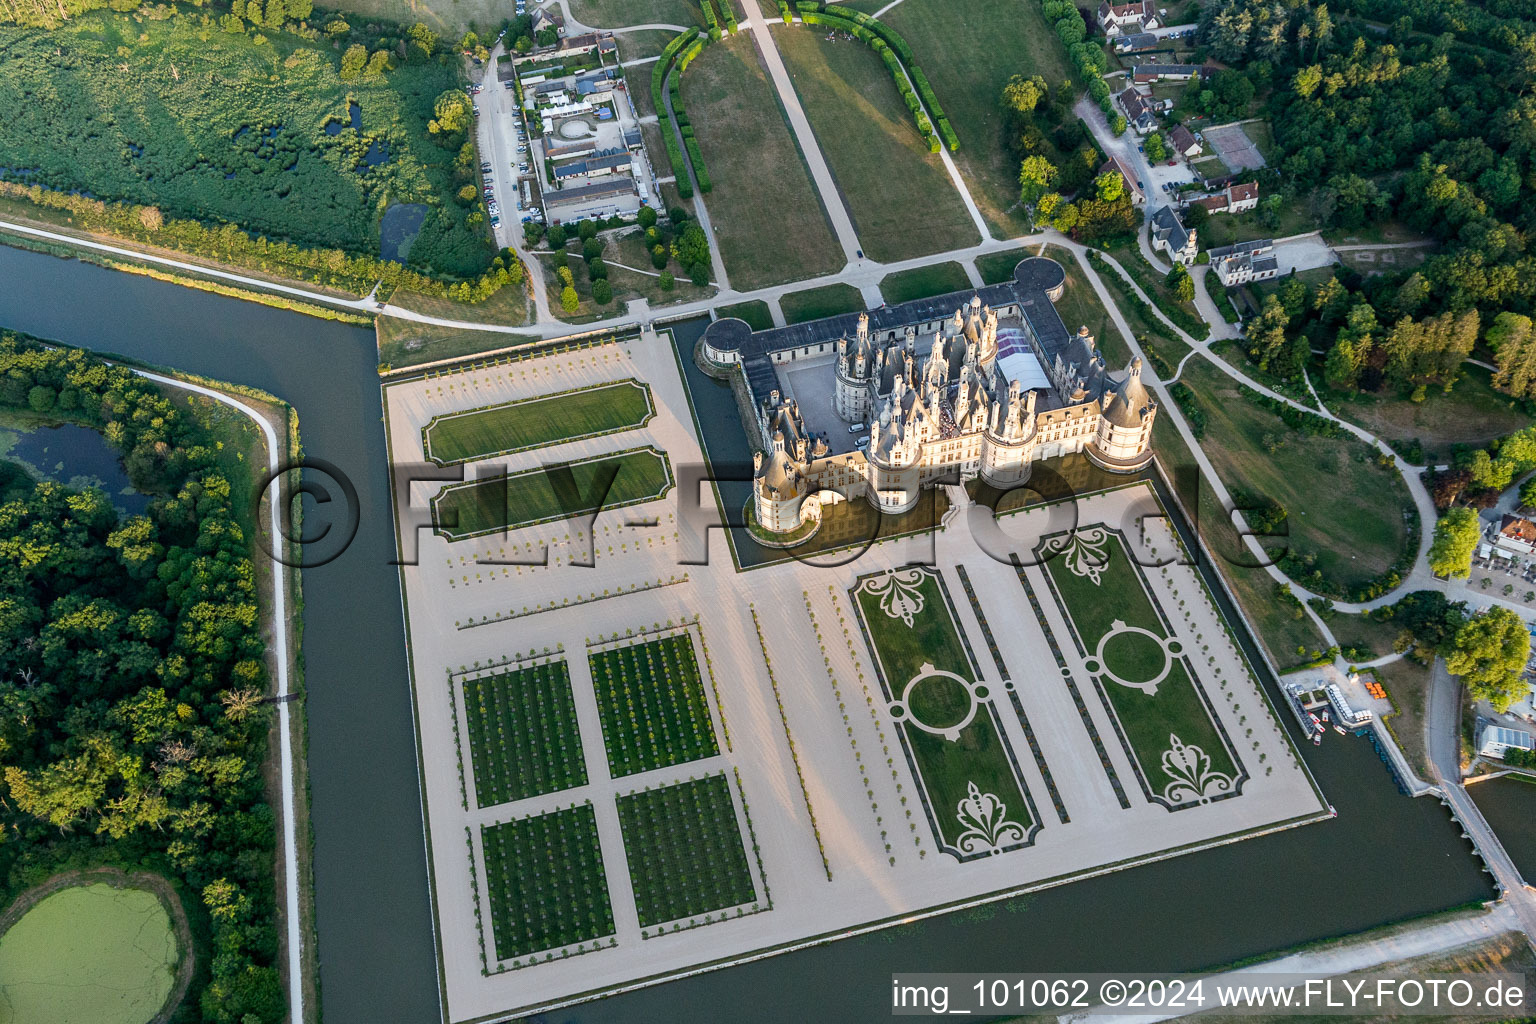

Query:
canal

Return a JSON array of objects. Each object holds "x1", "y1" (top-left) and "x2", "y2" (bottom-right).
[{"x1": 0, "y1": 245, "x2": 1495, "y2": 1024}]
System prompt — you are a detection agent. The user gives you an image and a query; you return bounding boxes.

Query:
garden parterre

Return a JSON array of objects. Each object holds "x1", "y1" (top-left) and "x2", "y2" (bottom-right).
[{"x1": 385, "y1": 332, "x2": 1331, "y2": 1023}]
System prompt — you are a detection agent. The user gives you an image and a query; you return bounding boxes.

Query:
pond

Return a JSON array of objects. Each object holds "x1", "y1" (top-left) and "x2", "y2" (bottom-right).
[
  {"x1": 0, "y1": 882, "x2": 178, "y2": 1024},
  {"x1": 0, "y1": 248, "x2": 1496, "y2": 1024},
  {"x1": 380, "y1": 203, "x2": 428, "y2": 264},
  {"x1": 0, "y1": 419, "x2": 149, "y2": 515},
  {"x1": 1471, "y1": 774, "x2": 1536, "y2": 882}
]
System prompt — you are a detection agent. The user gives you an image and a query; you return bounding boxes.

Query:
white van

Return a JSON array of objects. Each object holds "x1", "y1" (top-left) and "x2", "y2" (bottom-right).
[
  {"x1": 855, "y1": 437, "x2": 870, "y2": 450},
  {"x1": 848, "y1": 422, "x2": 865, "y2": 433}
]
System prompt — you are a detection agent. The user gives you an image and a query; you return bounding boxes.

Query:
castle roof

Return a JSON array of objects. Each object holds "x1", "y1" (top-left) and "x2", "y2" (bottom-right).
[{"x1": 1103, "y1": 358, "x2": 1153, "y2": 428}]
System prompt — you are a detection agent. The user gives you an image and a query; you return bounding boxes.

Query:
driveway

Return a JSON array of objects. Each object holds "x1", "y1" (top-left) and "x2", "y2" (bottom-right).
[
  {"x1": 1270, "y1": 232, "x2": 1337, "y2": 275},
  {"x1": 475, "y1": 43, "x2": 550, "y2": 322}
]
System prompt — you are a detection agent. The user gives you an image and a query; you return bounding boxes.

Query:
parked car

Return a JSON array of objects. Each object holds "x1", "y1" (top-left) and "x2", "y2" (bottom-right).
[{"x1": 490, "y1": 215, "x2": 500, "y2": 227}]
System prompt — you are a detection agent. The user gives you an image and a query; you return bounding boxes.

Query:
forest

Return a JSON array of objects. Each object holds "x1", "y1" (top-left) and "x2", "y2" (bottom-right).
[
  {"x1": 0, "y1": 334, "x2": 287, "y2": 1023},
  {"x1": 0, "y1": 1, "x2": 492, "y2": 279}
]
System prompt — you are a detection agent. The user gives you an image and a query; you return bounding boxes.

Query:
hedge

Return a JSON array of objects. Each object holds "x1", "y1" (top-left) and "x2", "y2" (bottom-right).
[
  {"x1": 719, "y1": 0, "x2": 739, "y2": 33},
  {"x1": 800, "y1": 7, "x2": 952, "y2": 150},
  {"x1": 684, "y1": 133, "x2": 713, "y2": 192},
  {"x1": 779, "y1": 0, "x2": 792, "y2": 21},
  {"x1": 701, "y1": 0, "x2": 721, "y2": 39},
  {"x1": 651, "y1": 28, "x2": 702, "y2": 200}
]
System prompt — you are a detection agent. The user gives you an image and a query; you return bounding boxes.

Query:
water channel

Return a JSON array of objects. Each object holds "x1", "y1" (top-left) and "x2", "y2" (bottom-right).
[{"x1": 0, "y1": 244, "x2": 1497, "y2": 1024}]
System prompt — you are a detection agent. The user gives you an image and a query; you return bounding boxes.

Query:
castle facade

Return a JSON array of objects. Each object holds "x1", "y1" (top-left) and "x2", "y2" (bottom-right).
[{"x1": 700, "y1": 258, "x2": 1157, "y2": 536}]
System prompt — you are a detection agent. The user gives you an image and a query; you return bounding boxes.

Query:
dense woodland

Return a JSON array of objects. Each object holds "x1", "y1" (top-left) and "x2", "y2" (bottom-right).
[
  {"x1": 0, "y1": 1, "x2": 497, "y2": 281},
  {"x1": 0, "y1": 334, "x2": 285, "y2": 1023}
]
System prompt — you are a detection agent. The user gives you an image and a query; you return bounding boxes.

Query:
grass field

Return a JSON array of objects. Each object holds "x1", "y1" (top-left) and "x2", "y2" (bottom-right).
[
  {"x1": 1181, "y1": 359, "x2": 1414, "y2": 595},
  {"x1": 571, "y1": 0, "x2": 705, "y2": 27},
  {"x1": 423, "y1": 379, "x2": 653, "y2": 464},
  {"x1": 616, "y1": 774, "x2": 756, "y2": 928},
  {"x1": 883, "y1": 0, "x2": 1073, "y2": 237},
  {"x1": 481, "y1": 805, "x2": 614, "y2": 960},
  {"x1": 463, "y1": 661, "x2": 588, "y2": 807},
  {"x1": 615, "y1": 29, "x2": 683, "y2": 61},
  {"x1": 0, "y1": 10, "x2": 489, "y2": 276},
  {"x1": 589, "y1": 632, "x2": 719, "y2": 777},
  {"x1": 432, "y1": 446, "x2": 673, "y2": 539},
  {"x1": 1041, "y1": 527, "x2": 1238, "y2": 795},
  {"x1": 976, "y1": 248, "x2": 1028, "y2": 284},
  {"x1": 879, "y1": 262, "x2": 971, "y2": 304},
  {"x1": 377, "y1": 317, "x2": 533, "y2": 370},
  {"x1": 1323, "y1": 365, "x2": 1534, "y2": 464},
  {"x1": 1086, "y1": 253, "x2": 1188, "y2": 371},
  {"x1": 853, "y1": 568, "x2": 1032, "y2": 850},
  {"x1": 780, "y1": 283, "x2": 865, "y2": 324},
  {"x1": 681, "y1": 35, "x2": 844, "y2": 289},
  {"x1": 1150, "y1": 417, "x2": 1330, "y2": 669},
  {"x1": 773, "y1": 26, "x2": 979, "y2": 262},
  {"x1": 716, "y1": 300, "x2": 775, "y2": 330},
  {"x1": 0, "y1": 883, "x2": 178, "y2": 1024},
  {"x1": 1195, "y1": 204, "x2": 1320, "y2": 250}
]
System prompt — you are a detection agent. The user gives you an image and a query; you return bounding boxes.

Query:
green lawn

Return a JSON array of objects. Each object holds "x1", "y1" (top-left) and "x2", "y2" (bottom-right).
[
  {"x1": 852, "y1": 568, "x2": 1032, "y2": 850},
  {"x1": 376, "y1": 318, "x2": 534, "y2": 371},
  {"x1": 616, "y1": 774, "x2": 756, "y2": 928},
  {"x1": 463, "y1": 661, "x2": 588, "y2": 807},
  {"x1": 780, "y1": 283, "x2": 866, "y2": 324},
  {"x1": 1085, "y1": 253, "x2": 1189, "y2": 372},
  {"x1": 1151, "y1": 418, "x2": 1330, "y2": 669},
  {"x1": 1040, "y1": 527, "x2": 1237, "y2": 795},
  {"x1": 879, "y1": 262, "x2": 972, "y2": 305},
  {"x1": 1329, "y1": 612, "x2": 1406, "y2": 660},
  {"x1": 680, "y1": 35, "x2": 844, "y2": 289},
  {"x1": 423, "y1": 379, "x2": 654, "y2": 464},
  {"x1": 1043, "y1": 245, "x2": 1130, "y2": 368},
  {"x1": 1181, "y1": 359, "x2": 1415, "y2": 595},
  {"x1": 1194, "y1": 204, "x2": 1320, "y2": 250},
  {"x1": 976, "y1": 248, "x2": 1028, "y2": 285},
  {"x1": 716, "y1": 300, "x2": 774, "y2": 331},
  {"x1": 481, "y1": 805, "x2": 615, "y2": 961},
  {"x1": 570, "y1": 0, "x2": 706, "y2": 28},
  {"x1": 589, "y1": 632, "x2": 720, "y2": 777},
  {"x1": 1322, "y1": 364, "x2": 1534, "y2": 465},
  {"x1": 431, "y1": 446, "x2": 673, "y2": 540},
  {"x1": 883, "y1": 0, "x2": 1073, "y2": 237},
  {"x1": 773, "y1": 26, "x2": 979, "y2": 262}
]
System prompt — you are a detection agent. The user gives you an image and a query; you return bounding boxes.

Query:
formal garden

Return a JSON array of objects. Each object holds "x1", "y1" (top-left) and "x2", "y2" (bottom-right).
[
  {"x1": 462, "y1": 660, "x2": 588, "y2": 808},
  {"x1": 422, "y1": 379, "x2": 654, "y2": 465},
  {"x1": 480, "y1": 804, "x2": 615, "y2": 961},
  {"x1": 431, "y1": 445, "x2": 673, "y2": 540},
  {"x1": 1036, "y1": 525, "x2": 1244, "y2": 809},
  {"x1": 589, "y1": 630, "x2": 721, "y2": 777},
  {"x1": 850, "y1": 566, "x2": 1036, "y2": 858},
  {"x1": 616, "y1": 773, "x2": 757, "y2": 928}
]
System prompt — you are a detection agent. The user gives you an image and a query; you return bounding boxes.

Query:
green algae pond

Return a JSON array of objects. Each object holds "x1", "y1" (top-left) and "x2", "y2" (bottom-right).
[{"x1": 0, "y1": 882, "x2": 179, "y2": 1024}]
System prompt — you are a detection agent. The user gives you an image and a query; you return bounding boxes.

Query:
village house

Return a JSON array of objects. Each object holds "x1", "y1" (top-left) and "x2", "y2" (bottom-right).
[
  {"x1": 1207, "y1": 239, "x2": 1278, "y2": 286},
  {"x1": 1113, "y1": 31, "x2": 1159, "y2": 53},
  {"x1": 1116, "y1": 87, "x2": 1158, "y2": 134},
  {"x1": 1134, "y1": 63, "x2": 1206, "y2": 84},
  {"x1": 1168, "y1": 124, "x2": 1201, "y2": 158},
  {"x1": 1150, "y1": 206, "x2": 1198, "y2": 265},
  {"x1": 1484, "y1": 514, "x2": 1536, "y2": 562},
  {"x1": 1097, "y1": 0, "x2": 1160, "y2": 36},
  {"x1": 1188, "y1": 181, "x2": 1260, "y2": 216}
]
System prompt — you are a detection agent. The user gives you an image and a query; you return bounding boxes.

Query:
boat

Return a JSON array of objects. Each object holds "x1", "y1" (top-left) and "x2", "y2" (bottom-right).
[
  {"x1": 1321, "y1": 709, "x2": 1331, "y2": 723},
  {"x1": 1334, "y1": 724, "x2": 1348, "y2": 735},
  {"x1": 1312, "y1": 733, "x2": 1322, "y2": 745}
]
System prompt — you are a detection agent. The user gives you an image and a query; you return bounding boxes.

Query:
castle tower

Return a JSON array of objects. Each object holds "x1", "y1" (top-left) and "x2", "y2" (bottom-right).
[{"x1": 1088, "y1": 357, "x2": 1157, "y2": 471}]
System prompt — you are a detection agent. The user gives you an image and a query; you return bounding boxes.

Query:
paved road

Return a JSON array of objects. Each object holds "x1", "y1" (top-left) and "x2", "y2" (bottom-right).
[
  {"x1": 740, "y1": 5, "x2": 865, "y2": 266},
  {"x1": 127, "y1": 367, "x2": 306, "y2": 1024},
  {"x1": 1427, "y1": 659, "x2": 1536, "y2": 947},
  {"x1": 476, "y1": 41, "x2": 551, "y2": 322}
]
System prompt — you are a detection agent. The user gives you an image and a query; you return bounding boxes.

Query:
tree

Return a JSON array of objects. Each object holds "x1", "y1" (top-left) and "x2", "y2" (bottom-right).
[
  {"x1": 428, "y1": 90, "x2": 471, "y2": 140},
  {"x1": 638, "y1": 206, "x2": 658, "y2": 229},
  {"x1": 689, "y1": 262, "x2": 709, "y2": 287},
  {"x1": 1094, "y1": 170, "x2": 1124, "y2": 203},
  {"x1": 671, "y1": 223, "x2": 710, "y2": 274},
  {"x1": 1520, "y1": 476, "x2": 1536, "y2": 509},
  {"x1": 339, "y1": 43, "x2": 367, "y2": 82},
  {"x1": 577, "y1": 219, "x2": 598, "y2": 241},
  {"x1": 1445, "y1": 607, "x2": 1530, "y2": 711},
  {"x1": 1166, "y1": 265, "x2": 1194, "y2": 303},
  {"x1": 1001, "y1": 74, "x2": 1048, "y2": 116},
  {"x1": 591, "y1": 279, "x2": 613, "y2": 305},
  {"x1": 659, "y1": 270, "x2": 675, "y2": 291},
  {"x1": 1428, "y1": 506, "x2": 1480, "y2": 579},
  {"x1": 546, "y1": 223, "x2": 567, "y2": 248},
  {"x1": 1489, "y1": 312, "x2": 1536, "y2": 400},
  {"x1": 1245, "y1": 294, "x2": 1291, "y2": 371},
  {"x1": 581, "y1": 237, "x2": 603, "y2": 261},
  {"x1": 1145, "y1": 133, "x2": 1167, "y2": 162},
  {"x1": 560, "y1": 286, "x2": 580, "y2": 313},
  {"x1": 364, "y1": 50, "x2": 392, "y2": 79},
  {"x1": 1018, "y1": 155, "x2": 1056, "y2": 205}
]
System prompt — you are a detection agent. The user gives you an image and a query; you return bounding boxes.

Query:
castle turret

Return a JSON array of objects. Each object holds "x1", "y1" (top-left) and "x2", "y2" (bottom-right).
[{"x1": 1088, "y1": 357, "x2": 1156, "y2": 471}]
